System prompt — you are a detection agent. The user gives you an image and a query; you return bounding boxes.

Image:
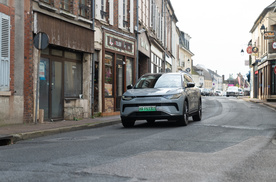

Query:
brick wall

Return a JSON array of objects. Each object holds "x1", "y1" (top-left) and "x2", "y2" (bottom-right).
[{"x1": 23, "y1": 4, "x2": 34, "y2": 123}]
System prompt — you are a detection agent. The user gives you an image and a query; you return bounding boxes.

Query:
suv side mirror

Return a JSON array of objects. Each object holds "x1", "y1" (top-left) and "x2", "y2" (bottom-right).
[
  {"x1": 127, "y1": 84, "x2": 133, "y2": 89},
  {"x1": 187, "y1": 82, "x2": 195, "y2": 88}
]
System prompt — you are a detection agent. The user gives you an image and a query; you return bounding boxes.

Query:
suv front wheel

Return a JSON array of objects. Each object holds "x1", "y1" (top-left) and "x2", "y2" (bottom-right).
[{"x1": 177, "y1": 101, "x2": 188, "y2": 126}]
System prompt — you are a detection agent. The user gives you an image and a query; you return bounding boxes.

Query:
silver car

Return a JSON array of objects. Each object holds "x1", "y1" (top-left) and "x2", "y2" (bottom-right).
[{"x1": 120, "y1": 72, "x2": 202, "y2": 127}]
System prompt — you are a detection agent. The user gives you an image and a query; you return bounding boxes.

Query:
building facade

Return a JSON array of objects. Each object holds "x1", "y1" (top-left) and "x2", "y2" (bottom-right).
[
  {"x1": 0, "y1": 0, "x2": 27, "y2": 124},
  {"x1": 250, "y1": 1, "x2": 276, "y2": 101},
  {"x1": 94, "y1": 0, "x2": 137, "y2": 116}
]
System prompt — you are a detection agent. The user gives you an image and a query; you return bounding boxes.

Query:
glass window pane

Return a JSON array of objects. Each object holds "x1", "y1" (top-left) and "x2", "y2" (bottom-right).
[
  {"x1": 126, "y1": 58, "x2": 133, "y2": 86},
  {"x1": 64, "y1": 61, "x2": 82, "y2": 97},
  {"x1": 105, "y1": 53, "x2": 113, "y2": 96}
]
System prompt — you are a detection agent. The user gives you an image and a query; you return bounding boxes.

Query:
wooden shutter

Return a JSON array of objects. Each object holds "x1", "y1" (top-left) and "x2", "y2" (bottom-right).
[
  {"x1": 95, "y1": 0, "x2": 101, "y2": 20},
  {"x1": 118, "y1": 0, "x2": 123, "y2": 28},
  {"x1": 109, "y1": 0, "x2": 114, "y2": 25},
  {"x1": 0, "y1": 13, "x2": 10, "y2": 91},
  {"x1": 129, "y1": 0, "x2": 134, "y2": 33}
]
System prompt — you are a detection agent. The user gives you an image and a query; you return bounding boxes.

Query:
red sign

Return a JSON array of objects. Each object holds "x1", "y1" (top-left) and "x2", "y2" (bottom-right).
[
  {"x1": 246, "y1": 46, "x2": 252, "y2": 54},
  {"x1": 255, "y1": 70, "x2": 258, "y2": 75},
  {"x1": 274, "y1": 66, "x2": 276, "y2": 74}
]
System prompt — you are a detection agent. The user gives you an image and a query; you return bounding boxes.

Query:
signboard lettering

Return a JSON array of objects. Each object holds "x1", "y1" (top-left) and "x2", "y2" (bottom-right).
[
  {"x1": 106, "y1": 33, "x2": 134, "y2": 55},
  {"x1": 264, "y1": 31, "x2": 276, "y2": 40}
]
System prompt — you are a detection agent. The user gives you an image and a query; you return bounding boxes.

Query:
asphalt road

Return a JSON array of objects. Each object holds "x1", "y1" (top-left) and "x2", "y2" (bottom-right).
[{"x1": 0, "y1": 97, "x2": 276, "y2": 182}]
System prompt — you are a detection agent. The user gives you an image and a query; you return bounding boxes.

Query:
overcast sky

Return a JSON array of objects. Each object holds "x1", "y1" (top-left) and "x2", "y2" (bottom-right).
[{"x1": 170, "y1": 0, "x2": 274, "y2": 79}]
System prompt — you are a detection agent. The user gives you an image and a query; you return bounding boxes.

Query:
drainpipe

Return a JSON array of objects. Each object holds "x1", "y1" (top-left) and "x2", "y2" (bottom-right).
[
  {"x1": 91, "y1": 0, "x2": 95, "y2": 116},
  {"x1": 136, "y1": 0, "x2": 139, "y2": 82},
  {"x1": 163, "y1": 0, "x2": 166, "y2": 72}
]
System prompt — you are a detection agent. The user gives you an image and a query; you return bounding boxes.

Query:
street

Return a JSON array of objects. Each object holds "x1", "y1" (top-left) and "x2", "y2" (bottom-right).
[{"x1": 0, "y1": 97, "x2": 276, "y2": 182}]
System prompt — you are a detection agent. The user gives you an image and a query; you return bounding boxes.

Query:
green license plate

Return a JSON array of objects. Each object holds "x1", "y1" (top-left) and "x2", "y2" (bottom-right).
[{"x1": 139, "y1": 106, "x2": 156, "y2": 112}]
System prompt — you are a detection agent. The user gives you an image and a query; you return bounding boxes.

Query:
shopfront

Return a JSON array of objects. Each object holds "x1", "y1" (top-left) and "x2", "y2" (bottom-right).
[
  {"x1": 102, "y1": 31, "x2": 136, "y2": 115},
  {"x1": 34, "y1": 13, "x2": 94, "y2": 121},
  {"x1": 257, "y1": 59, "x2": 276, "y2": 100}
]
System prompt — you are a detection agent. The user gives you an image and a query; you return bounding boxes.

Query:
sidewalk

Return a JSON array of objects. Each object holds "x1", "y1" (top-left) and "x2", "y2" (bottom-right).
[
  {"x1": 0, "y1": 115, "x2": 121, "y2": 145},
  {"x1": 241, "y1": 96, "x2": 276, "y2": 110},
  {"x1": 0, "y1": 97, "x2": 275, "y2": 145}
]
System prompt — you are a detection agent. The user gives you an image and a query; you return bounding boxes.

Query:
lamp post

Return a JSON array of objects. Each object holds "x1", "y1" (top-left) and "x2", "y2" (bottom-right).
[
  {"x1": 260, "y1": 24, "x2": 266, "y2": 34},
  {"x1": 240, "y1": 49, "x2": 244, "y2": 56}
]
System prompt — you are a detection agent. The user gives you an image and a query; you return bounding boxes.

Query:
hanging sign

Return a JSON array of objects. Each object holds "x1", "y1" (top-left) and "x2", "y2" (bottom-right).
[
  {"x1": 246, "y1": 46, "x2": 252, "y2": 54},
  {"x1": 252, "y1": 47, "x2": 259, "y2": 53},
  {"x1": 264, "y1": 31, "x2": 276, "y2": 40},
  {"x1": 272, "y1": 42, "x2": 276, "y2": 50}
]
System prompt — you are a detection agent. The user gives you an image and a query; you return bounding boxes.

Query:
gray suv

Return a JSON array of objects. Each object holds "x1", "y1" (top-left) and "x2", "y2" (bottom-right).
[{"x1": 120, "y1": 72, "x2": 202, "y2": 127}]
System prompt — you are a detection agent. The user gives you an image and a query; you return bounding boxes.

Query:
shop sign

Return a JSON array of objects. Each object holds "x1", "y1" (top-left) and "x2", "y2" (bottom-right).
[
  {"x1": 246, "y1": 46, "x2": 252, "y2": 54},
  {"x1": 105, "y1": 33, "x2": 134, "y2": 55},
  {"x1": 272, "y1": 42, "x2": 276, "y2": 50},
  {"x1": 252, "y1": 47, "x2": 259, "y2": 53},
  {"x1": 264, "y1": 31, "x2": 276, "y2": 40}
]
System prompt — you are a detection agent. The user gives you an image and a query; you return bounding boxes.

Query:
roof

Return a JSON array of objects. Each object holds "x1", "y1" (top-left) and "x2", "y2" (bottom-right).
[{"x1": 250, "y1": 1, "x2": 276, "y2": 33}]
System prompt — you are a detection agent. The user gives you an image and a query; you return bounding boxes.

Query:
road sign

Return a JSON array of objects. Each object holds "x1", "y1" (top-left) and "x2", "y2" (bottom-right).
[
  {"x1": 34, "y1": 32, "x2": 49, "y2": 50},
  {"x1": 246, "y1": 46, "x2": 252, "y2": 54}
]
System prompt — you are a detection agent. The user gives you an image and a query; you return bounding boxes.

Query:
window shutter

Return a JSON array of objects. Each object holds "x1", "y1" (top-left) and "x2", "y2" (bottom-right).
[
  {"x1": 118, "y1": 0, "x2": 123, "y2": 28},
  {"x1": 109, "y1": 0, "x2": 114, "y2": 25},
  {"x1": 95, "y1": 0, "x2": 101, "y2": 20},
  {"x1": 129, "y1": 0, "x2": 134, "y2": 33},
  {"x1": 0, "y1": 13, "x2": 10, "y2": 91}
]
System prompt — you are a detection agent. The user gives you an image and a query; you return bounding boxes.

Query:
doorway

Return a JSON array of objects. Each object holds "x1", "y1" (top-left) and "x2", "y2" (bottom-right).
[{"x1": 39, "y1": 59, "x2": 63, "y2": 120}]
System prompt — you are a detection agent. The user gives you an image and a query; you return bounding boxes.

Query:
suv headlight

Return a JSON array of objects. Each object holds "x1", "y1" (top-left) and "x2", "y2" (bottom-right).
[
  {"x1": 163, "y1": 93, "x2": 182, "y2": 100},
  {"x1": 122, "y1": 95, "x2": 134, "y2": 101}
]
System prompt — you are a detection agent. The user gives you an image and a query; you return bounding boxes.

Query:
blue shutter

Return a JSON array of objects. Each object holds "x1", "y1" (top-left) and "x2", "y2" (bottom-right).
[{"x1": 0, "y1": 13, "x2": 10, "y2": 91}]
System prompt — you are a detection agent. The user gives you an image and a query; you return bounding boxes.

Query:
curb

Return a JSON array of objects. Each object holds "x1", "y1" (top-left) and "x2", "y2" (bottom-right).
[{"x1": 2, "y1": 119, "x2": 121, "y2": 144}]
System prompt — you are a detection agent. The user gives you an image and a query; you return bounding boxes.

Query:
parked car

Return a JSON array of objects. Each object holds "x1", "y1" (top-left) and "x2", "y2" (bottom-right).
[
  {"x1": 120, "y1": 72, "x2": 202, "y2": 127},
  {"x1": 226, "y1": 86, "x2": 239, "y2": 97},
  {"x1": 215, "y1": 90, "x2": 222, "y2": 96},
  {"x1": 238, "y1": 88, "x2": 244, "y2": 96},
  {"x1": 201, "y1": 88, "x2": 210, "y2": 96}
]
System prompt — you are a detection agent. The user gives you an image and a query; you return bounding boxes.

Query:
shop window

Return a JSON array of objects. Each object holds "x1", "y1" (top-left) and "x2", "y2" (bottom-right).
[
  {"x1": 65, "y1": 51, "x2": 81, "y2": 60},
  {"x1": 105, "y1": 53, "x2": 113, "y2": 97},
  {"x1": 64, "y1": 61, "x2": 82, "y2": 97},
  {"x1": 51, "y1": 49, "x2": 63, "y2": 57},
  {"x1": 126, "y1": 58, "x2": 133, "y2": 86}
]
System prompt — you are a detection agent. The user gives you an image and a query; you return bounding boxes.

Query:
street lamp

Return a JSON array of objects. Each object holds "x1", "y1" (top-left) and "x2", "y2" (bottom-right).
[
  {"x1": 260, "y1": 24, "x2": 266, "y2": 34},
  {"x1": 241, "y1": 49, "x2": 244, "y2": 56}
]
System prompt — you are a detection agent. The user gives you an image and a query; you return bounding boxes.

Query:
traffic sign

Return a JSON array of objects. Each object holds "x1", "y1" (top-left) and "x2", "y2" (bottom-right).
[{"x1": 34, "y1": 32, "x2": 49, "y2": 50}]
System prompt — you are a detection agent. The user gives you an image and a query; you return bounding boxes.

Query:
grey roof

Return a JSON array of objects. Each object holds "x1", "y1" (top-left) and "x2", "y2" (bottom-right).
[
  {"x1": 194, "y1": 65, "x2": 212, "y2": 81},
  {"x1": 250, "y1": 1, "x2": 276, "y2": 33}
]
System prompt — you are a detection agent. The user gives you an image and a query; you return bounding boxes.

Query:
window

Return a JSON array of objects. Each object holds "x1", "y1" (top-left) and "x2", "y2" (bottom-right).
[
  {"x1": 0, "y1": 13, "x2": 10, "y2": 91},
  {"x1": 64, "y1": 61, "x2": 82, "y2": 97},
  {"x1": 126, "y1": 58, "x2": 133, "y2": 86},
  {"x1": 123, "y1": 0, "x2": 128, "y2": 27},
  {"x1": 105, "y1": 53, "x2": 113, "y2": 96},
  {"x1": 60, "y1": 0, "x2": 73, "y2": 12},
  {"x1": 151, "y1": 53, "x2": 162, "y2": 74},
  {"x1": 100, "y1": 0, "x2": 107, "y2": 19},
  {"x1": 79, "y1": 0, "x2": 90, "y2": 18}
]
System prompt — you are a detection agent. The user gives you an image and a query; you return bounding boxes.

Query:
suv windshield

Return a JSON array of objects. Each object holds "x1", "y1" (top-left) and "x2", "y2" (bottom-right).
[{"x1": 135, "y1": 74, "x2": 182, "y2": 89}]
